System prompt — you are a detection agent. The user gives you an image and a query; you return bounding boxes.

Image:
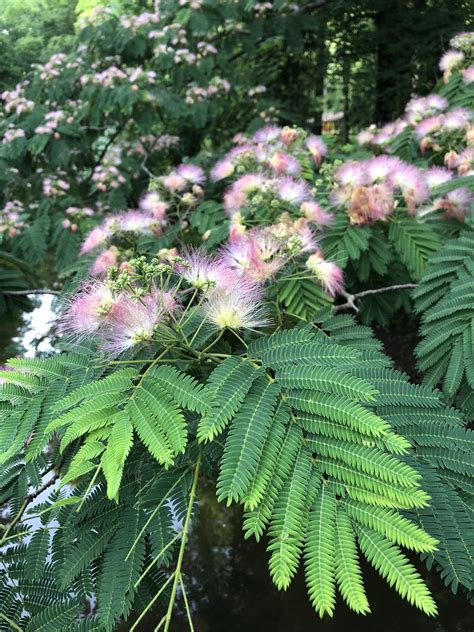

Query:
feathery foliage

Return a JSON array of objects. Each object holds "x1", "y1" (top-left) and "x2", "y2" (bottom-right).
[{"x1": 414, "y1": 229, "x2": 474, "y2": 399}]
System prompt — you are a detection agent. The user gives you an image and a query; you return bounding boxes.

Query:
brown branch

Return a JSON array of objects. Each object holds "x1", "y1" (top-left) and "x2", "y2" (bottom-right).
[
  {"x1": 0, "y1": 467, "x2": 61, "y2": 545},
  {"x1": 140, "y1": 136, "x2": 161, "y2": 178},
  {"x1": 335, "y1": 284, "x2": 418, "y2": 313},
  {"x1": 87, "y1": 116, "x2": 132, "y2": 183},
  {"x1": 28, "y1": 469, "x2": 61, "y2": 503}
]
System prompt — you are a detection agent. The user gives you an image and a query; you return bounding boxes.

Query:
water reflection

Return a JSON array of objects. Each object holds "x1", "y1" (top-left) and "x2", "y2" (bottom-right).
[
  {"x1": 15, "y1": 294, "x2": 55, "y2": 357},
  {"x1": 0, "y1": 294, "x2": 55, "y2": 362}
]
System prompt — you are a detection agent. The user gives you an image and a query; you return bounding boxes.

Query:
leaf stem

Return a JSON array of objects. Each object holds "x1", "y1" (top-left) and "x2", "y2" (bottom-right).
[
  {"x1": 125, "y1": 467, "x2": 190, "y2": 561},
  {"x1": 163, "y1": 452, "x2": 201, "y2": 632},
  {"x1": 0, "y1": 612, "x2": 23, "y2": 632},
  {"x1": 76, "y1": 465, "x2": 101, "y2": 512},
  {"x1": 134, "y1": 532, "x2": 181, "y2": 589},
  {"x1": 179, "y1": 572, "x2": 195, "y2": 632},
  {"x1": 130, "y1": 572, "x2": 175, "y2": 631}
]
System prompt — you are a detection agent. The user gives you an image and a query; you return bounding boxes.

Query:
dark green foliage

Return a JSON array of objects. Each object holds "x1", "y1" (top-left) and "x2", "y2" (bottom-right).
[{"x1": 414, "y1": 230, "x2": 474, "y2": 399}]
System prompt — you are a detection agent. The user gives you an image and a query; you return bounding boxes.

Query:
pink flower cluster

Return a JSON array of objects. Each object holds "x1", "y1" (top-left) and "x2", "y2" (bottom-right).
[
  {"x1": 419, "y1": 167, "x2": 472, "y2": 221},
  {"x1": 91, "y1": 146, "x2": 127, "y2": 192},
  {"x1": 306, "y1": 252, "x2": 344, "y2": 297},
  {"x1": 444, "y1": 146, "x2": 474, "y2": 176},
  {"x1": 209, "y1": 126, "x2": 331, "y2": 231},
  {"x1": 80, "y1": 65, "x2": 156, "y2": 91},
  {"x1": 212, "y1": 126, "x2": 327, "y2": 184},
  {"x1": 33, "y1": 53, "x2": 81, "y2": 82},
  {"x1": 358, "y1": 34, "x2": 473, "y2": 151},
  {"x1": 185, "y1": 77, "x2": 231, "y2": 105},
  {"x1": 153, "y1": 163, "x2": 206, "y2": 209},
  {"x1": 2, "y1": 127, "x2": 26, "y2": 144},
  {"x1": 60, "y1": 281, "x2": 178, "y2": 356},
  {"x1": 357, "y1": 94, "x2": 456, "y2": 149},
  {"x1": 330, "y1": 156, "x2": 429, "y2": 222},
  {"x1": 0, "y1": 201, "x2": 25, "y2": 238},
  {"x1": 430, "y1": 187, "x2": 472, "y2": 222},
  {"x1": 463, "y1": 66, "x2": 474, "y2": 84},
  {"x1": 176, "y1": 250, "x2": 268, "y2": 330},
  {"x1": 1, "y1": 83, "x2": 34, "y2": 115},
  {"x1": 81, "y1": 210, "x2": 166, "y2": 257},
  {"x1": 356, "y1": 120, "x2": 408, "y2": 147},
  {"x1": 34, "y1": 110, "x2": 71, "y2": 136},
  {"x1": 439, "y1": 32, "x2": 474, "y2": 82},
  {"x1": 405, "y1": 95, "x2": 449, "y2": 125},
  {"x1": 43, "y1": 176, "x2": 70, "y2": 198},
  {"x1": 223, "y1": 218, "x2": 316, "y2": 283},
  {"x1": 62, "y1": 207, "x2": 95, "y2": 233},
  {"x1": 414, "y1": 108, "x2": 472, "y2": 153},
  {"x1": 61, "y1": 250, "x2": 270, "y2": 356},
  {"x1": 120, "y1": 12, "x2": 160, "y2": 31}
]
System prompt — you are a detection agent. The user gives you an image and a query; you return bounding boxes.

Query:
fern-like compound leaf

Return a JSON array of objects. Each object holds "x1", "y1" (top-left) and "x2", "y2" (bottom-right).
[
  {"x1": 356, "y1": 524, "x2": 438, "y2": 616},
  {"x1": 150, "y1": 364, "x2": 212, "y2": 414},
  {"x1": 343, "y1": 498, "x2": 438, "y2": 553},
  {"x1": 304, "y1": 483, "x2": 337, "y2": 617},
  {"x1": 197, "y1": 357, "x2": 262, "y2": 442},
  {"x1": 267, "y1": 446, "x2": 313, "y2": 590},
  {"x1": 334, "y1": 505, "x2": 370, "y2": 614},
  {"x1": 217, "y1": 378, "x2": 280, "y2": 505},
  {"x1": 101, "y1": 410, "x2": 134, "y2": 500}
]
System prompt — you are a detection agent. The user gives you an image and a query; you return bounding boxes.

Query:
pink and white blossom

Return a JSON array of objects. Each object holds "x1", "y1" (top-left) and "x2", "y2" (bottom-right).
[{"x1": 306, "y1": 253, "x2": 344, "y2": 297}]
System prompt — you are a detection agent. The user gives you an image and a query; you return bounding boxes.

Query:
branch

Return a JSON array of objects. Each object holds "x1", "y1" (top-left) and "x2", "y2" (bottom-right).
[
  {"x1": 334, "y1": 283, "x2": 418, "y2": 313},
  {"x1": 140, "y1": 136, "x2": 161, "y2": 178},
  {"x1": 0, "y1": 467, "x2": 61, "y2": 545},
  {"x1": 28, "y1": 469, "x2": 61, "y2": 503},
  {"x1": 3, "y1": 289, "x2": 60, "y2": 296},
  {"x1": 296, "y1": 0, "x2": 329, "y2": 13},
  {"x1": 87, "y1": 116, "x2": 132, "y2": 183}
]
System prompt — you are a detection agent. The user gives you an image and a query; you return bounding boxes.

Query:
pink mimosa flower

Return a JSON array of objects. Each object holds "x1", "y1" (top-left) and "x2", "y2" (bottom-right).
[
  {"x1": 202, "y1": 279, "x2": 269, "y2": 330},
  {"x1": 306, "y1": 252, "x2": 344, "y2": 297},
  {"x1": 59, "y1": 282, "x2": 117, "y2": 336},
  {"x1": 91, "y1": 247, "x2": 119, "y2": 277}
]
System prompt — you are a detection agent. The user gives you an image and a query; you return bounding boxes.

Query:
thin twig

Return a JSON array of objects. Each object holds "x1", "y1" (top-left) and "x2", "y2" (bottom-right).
[
  {"x1": 3, "y1": 289, "x2": 60, "y2": 296},
  {"x1": 140, "y1": 136, "x2": 160, "y2": 177},
  {"x1": 125, "y1": 468, "x2": 190, "y2": 561},
  {"x1": 335, "y1": 283, "x2": 418, "y2": 313},
  {"x1": 179, "y1": 572, "x2": 195, "y2": 632},
  {"x1": 88, "y1": 118, "x2": 131, "y2": 182},
  {"x1": 163, "y1": 454, "x2": 201, "y2": 632},
  {"x1": 0, "y1": 468, "x2": 61, "y2": 545},
  {"x1": 0, "y1": 612, "x2": 23, "y2": 632},
  {"x1": 130, "y1": 574, "x2": 175, "y2": 632}
]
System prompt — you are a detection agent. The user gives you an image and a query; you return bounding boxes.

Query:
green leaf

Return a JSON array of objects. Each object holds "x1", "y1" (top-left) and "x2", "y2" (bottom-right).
[
  {"x1": 268, "y1": 446, "x2": 313, "y2": 590},
  {"x1": 304, "y1": 483, "x2": 336, "y2": 617},
  {"x1": 217, "y1": 379, "x2": 280, "y2": 505},
  {"x1": 334, "y1": 506, "x2": 370, "y2": 614},
  {"x1": 356, "y1": 525, "x2": 438, "y2": 616},
  {"x1": 101, "y1": 411, "x2": 134, "y2": 500}
]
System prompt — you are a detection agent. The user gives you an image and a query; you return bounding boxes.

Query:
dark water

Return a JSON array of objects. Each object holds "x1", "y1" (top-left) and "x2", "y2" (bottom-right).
[{"x1": 5, "y1": 300, "x2": 474, "y2": 632}]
